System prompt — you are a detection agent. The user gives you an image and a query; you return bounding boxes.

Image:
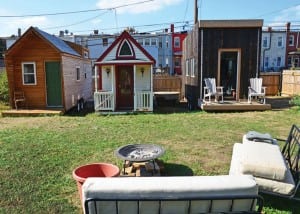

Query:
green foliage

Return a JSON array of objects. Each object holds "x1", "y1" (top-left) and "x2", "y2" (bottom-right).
[
  {"x1": 290, "y1": 95, "x2": 300, "y2": 107},
  {"x1": 0, "y1": 71, "x2": 9, "y2": 103}
]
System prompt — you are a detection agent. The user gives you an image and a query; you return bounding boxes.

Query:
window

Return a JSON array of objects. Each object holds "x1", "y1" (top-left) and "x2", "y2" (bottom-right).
[
  {"x1": 144, "y1": 38, "x2": 150, "y2": 46},
  {"x1": 278, "y1": 36, "x2": 283, "y2": 47},
  {"x1": 263, "y1": 37, "x2": 268, "y2": 48},
  {"x1": 264, "y1": 57, "x2": 269, "y2": 68},
  {"x1": 288, "y1": 57, "x2": 292, "y2": 66},
  {"x1": 191, "y1": 58, "x2": 195, "y2": 77},
  {"x1": 102, "y1": 38, "x2": 108, "y2": 46},
  {"x1": 174, "y1": 37, "x2": 180, "y2": 48},
  {"x1": 119, "y1": 40, "x2": 133, "y2": 56},
  {"x1": 151, "y1": 38, "x2": 157, "y2": 46},
  {"x1": 277, "y1": 57, "x2": 281, "y2": 67},
  {"x1": 289, "y1": 35, "x2": 294, "y2": 46},
  {"x1": 185, "y1": 59, "x2": 189, "y2": 76},
  {"x1": 76, "y1": 66, "x2": 80, "y2": 81},
  {"x1": 137, "y1": 39, "x2": 143, "y2": 45},
  {"x1": 22, "y1": 62, "x2": 36, "y2": 85},
  {"x1": 174, "y1": 57, "x2": 180, "y2": 67},
  {"x1": 294, "y1": 58, "x2": 299, "y2": 67}
]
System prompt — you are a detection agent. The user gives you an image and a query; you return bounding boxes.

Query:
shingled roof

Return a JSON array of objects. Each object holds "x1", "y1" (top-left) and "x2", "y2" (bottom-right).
[{"x1": 34, "y1": 27, "x2": 80, "y2": 56}]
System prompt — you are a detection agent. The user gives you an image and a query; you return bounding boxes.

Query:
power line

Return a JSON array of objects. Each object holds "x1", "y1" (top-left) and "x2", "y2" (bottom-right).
[{"x1": 0, "y1": 0, "x2": 154, "y2": 18}]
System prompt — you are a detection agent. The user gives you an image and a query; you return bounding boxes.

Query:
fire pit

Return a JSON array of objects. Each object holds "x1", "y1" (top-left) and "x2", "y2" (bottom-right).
[
  {"x1": 115, "y1": 144, "x2": 165, "y2": 176},
  {"x1": 115, "y1": 144, "x2": 164, "y2": 162}
]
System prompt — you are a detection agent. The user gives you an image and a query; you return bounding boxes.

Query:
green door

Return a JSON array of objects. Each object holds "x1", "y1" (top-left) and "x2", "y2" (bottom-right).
[{"x1": 45, "y1": 62, "x2": 62, "y2": 107}]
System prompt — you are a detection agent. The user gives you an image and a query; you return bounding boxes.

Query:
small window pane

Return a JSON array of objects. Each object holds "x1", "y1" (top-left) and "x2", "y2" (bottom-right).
[{"x1": 22, "y1": 62, "x2": 36, "y2": 85}]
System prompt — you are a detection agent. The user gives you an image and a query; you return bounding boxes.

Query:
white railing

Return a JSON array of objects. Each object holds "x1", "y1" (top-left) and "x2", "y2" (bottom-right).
[
  {"x1": 135, "y1": 91, "x2": 153, "y2": 111},
  {"x1": 94, "y1": 91, "x2": 114, "y2": 111}
]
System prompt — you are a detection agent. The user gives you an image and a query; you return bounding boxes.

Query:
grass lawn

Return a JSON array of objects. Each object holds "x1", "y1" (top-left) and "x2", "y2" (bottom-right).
[{"x1": 0, "y1": 107, "x2": 299, "y2": 213}]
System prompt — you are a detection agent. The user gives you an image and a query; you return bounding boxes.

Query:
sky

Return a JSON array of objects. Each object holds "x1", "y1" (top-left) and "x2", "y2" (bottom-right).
[{"x1": 1, "y1": 0, "x2": 300, "y2": 37}]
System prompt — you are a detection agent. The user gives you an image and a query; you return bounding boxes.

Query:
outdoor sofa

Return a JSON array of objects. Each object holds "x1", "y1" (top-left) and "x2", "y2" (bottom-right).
[
  {"x1": 230, "y1": 124, "x2": 300, "y2": 200},
  {"x1": 82, "y1": 175, "x2": 263, "y2": 214}
]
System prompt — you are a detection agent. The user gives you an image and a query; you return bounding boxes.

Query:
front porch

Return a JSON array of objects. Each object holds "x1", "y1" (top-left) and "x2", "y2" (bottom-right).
[
  {"x1": 94, "y1": 90, "x2": 153, "y2": 112},
  {"x1": 201, "y1": 100, "x2": 271, "y2": 112}
]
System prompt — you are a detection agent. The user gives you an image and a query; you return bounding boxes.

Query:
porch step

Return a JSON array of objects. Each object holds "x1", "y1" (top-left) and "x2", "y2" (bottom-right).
[{"x1": 266, "y1": 96, "x2": 291, "y2": 109}]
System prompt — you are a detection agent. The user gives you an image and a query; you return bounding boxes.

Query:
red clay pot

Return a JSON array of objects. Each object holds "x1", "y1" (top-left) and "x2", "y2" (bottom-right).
[{"x1": 72, "y1": 163, "x2": 120, "y2": 202}]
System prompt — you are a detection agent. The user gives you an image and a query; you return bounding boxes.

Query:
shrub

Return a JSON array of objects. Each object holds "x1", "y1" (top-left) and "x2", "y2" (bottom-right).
[
  {"x1": 0, "y1": 71, "x2": 9, "y2": 103},
  {"x1": 290, "y1": 95, "x2": 300, "y2": 110}
]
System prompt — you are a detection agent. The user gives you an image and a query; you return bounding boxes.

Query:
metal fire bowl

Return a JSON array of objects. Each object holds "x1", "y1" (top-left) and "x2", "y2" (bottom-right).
[{"x1": 115, "y1": 144, "x2": 165, "y2": 162}]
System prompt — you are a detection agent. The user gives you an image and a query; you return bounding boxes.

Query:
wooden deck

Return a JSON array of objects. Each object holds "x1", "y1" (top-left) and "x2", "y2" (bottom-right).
[
  {"x1": 1, "y1": 109, "x2": 64, "y2": 117},
  {"x1": 201, "y1": 100, "x2": 271, "y2": 112}
]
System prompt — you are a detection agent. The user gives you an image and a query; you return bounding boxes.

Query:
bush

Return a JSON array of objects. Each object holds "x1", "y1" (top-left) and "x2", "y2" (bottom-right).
[
  {"x1": 0, "y1": 71, "x2": 9, "y2": 103},
  {"x1": 290, "y1": 95, "x2": 300, "y2": 109}
]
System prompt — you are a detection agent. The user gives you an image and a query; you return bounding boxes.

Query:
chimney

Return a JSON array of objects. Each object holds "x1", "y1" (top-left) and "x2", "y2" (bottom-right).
[
  {"x1": 171, "y1": 24, "x2": 174, "y2": 33},
  {"x1": 18, "y1": 28, "x2": 21, "y2": 37},
  {"x1": 194, "y1": 0, "x2": 198, "y2": 24},
  {"x1": 59, "y1": 30, "x2": 64, "y2": 37},
  {"x1": 286, "y1": 22, "x2": 291, "y2": 32},
  {"x1": 267, "y1": 27, "x2": 272, "y2": 32}
]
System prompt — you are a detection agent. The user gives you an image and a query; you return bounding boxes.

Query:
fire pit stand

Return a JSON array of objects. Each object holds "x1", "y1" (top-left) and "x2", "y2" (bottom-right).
[{"x1": 115, "y1": 144, "x2": 165, "y2": 176}]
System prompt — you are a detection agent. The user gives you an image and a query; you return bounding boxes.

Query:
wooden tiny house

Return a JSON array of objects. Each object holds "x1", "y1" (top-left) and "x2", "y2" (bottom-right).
[
  {"x1": 5, "y1": 27, "x2": 92, "y2": 112},
  {"x1": 182, "y1": 20, "x2": 263, "y2": 109},
  {"x1": 94, "y1": 31, "x2": 155, "y2": 112}
]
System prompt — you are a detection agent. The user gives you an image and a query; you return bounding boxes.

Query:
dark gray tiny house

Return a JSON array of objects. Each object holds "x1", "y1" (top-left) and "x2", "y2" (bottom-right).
[{"x1": 182, "y1": 20, "x2": 263, "y2": 109}]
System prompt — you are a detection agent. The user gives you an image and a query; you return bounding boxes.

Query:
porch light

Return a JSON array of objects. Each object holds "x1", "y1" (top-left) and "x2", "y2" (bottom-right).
[
  {"x1": 140, "y1": 67, "x2": 144, "y2": 77},
  {"x1": 106, "y1": 68, "x2": 110, "y2": 77}
]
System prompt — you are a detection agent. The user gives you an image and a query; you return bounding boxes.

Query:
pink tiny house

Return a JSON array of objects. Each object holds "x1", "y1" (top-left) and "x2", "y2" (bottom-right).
[{"x1": 94, "y1": 31, "x2": 156, "y2": 112}]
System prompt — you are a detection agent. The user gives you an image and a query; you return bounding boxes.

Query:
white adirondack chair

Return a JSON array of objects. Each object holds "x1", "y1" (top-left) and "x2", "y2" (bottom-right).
[
  {"x1": 203, "y1": 78, "x2": 224, "y2": 103},
  {"x1": 248, "y1": 78, "x2": 266, "y2": 104}
]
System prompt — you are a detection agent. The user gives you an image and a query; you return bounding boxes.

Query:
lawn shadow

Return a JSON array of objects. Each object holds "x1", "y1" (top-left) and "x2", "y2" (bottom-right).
[
  {"x1": 261, "y1": 193, "x2": 300, "y2": 213},
  {"x1": 163, "y1": 162, "x2": 194, "y2": 176}
]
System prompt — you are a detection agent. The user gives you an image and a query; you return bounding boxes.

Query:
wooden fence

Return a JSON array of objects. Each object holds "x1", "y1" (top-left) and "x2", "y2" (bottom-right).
[
  {"x1": 281, "y1": 70, "x2": 300, "y2": 96},
  {"x1": 260, "y1": 72, "x2": 281, "y2": 96},
  {"x1": 153, "y1": 75, "x2": 182, "y2": 92}
]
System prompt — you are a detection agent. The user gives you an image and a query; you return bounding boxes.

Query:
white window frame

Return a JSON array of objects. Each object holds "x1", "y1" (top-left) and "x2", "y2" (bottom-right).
[
  {"x1": 185, "y1": 59, "x2": 189, "y2": 76},
  {"x1": 191, "y1": 58, "x2": 195, "y2": 77},
  {"x1": 22, "y1": 62, "x2": 37, "y2": 85},
  {"x1": 76, "y1": 66, "x2": 80, "y2": 81},
  {"x1": 174, "y1": 37, "x2": 180, "y2": 48},
  {"x1": 289, "y1": 35, "x2": 294, "y2": 46}
]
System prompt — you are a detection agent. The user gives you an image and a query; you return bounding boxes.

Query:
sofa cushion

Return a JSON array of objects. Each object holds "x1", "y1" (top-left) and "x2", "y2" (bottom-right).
[
  {"x1": 83, "y1": 175, "x2": 258, "y2": 214},
  {"x1": 230, "y1": 143, "x2": 295, "y2": 195},
  {"x1": 240, "y1": 142, "x2": 287, "y2": 180}
]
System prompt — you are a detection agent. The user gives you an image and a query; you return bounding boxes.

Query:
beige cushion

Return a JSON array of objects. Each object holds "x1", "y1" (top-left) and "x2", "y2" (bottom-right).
[
  {"x1": 230, "y1": 143, "x2": 295, "y2": 195},
  {"x1": 240, "y1": 142, "x2": 287, "y2": 180},
  {"x1": 83, "y1": 175, "x2": 258, "y2": 214}
]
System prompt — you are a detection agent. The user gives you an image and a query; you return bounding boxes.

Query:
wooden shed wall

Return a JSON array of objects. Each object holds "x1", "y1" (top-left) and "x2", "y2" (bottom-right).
[
  {"x1": 5, "y1": 32, "x2": 61, "y2": 109},
  {"x1": 200, "y1": 27, "x2": 261, "y2": 98}
]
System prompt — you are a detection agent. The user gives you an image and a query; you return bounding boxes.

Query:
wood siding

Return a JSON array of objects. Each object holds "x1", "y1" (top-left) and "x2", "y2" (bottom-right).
[
  {"x1": 5, "y1": 31, "x2": 61, "y2": 109},
  {"x1": 5, "y1": 29, "x2": 92, "y2": 111},
  {"x1": 62, "y1": 55, "x2": 92, "y2": 111},
  {"x1": 200, "y1": 27, "x2": 261, "y2": 98}
]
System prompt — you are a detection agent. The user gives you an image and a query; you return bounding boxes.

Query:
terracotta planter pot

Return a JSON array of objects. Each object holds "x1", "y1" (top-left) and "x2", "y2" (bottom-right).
[{"x1": 72, "y1": 163, "x2": 120, "y2": 202}]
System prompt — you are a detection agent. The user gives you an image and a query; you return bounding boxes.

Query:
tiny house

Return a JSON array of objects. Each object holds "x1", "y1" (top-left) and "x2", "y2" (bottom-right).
[
  {"x1": 5, "y1": 27, "x2": 92, "y2": 112},
  {"x1": 94, "y1": 31, "x2": 155, "y2": 112},
  {"x1": 182, "y1": 20, "x2": 263, "y2": 109}
]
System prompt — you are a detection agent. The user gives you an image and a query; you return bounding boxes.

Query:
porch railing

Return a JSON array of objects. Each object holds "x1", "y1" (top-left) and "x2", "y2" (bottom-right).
[
  {"x1": 94, "y1": 90, "x2": 153, "y2": 112},
  {"x1": 135, "y1": 91, "x2": 153, "y2": 111},
  {"x1": 94, "y1": 91, "x2": 114, "y2": 111}
]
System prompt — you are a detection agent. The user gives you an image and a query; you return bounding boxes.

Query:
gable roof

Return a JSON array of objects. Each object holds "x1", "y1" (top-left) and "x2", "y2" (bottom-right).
[
  {"x1": 96, "y1": 31, "x2": 155, "y2": 65},
  {"x1": 6, "y1": 27, "x2": 80, "y2": 57}
]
